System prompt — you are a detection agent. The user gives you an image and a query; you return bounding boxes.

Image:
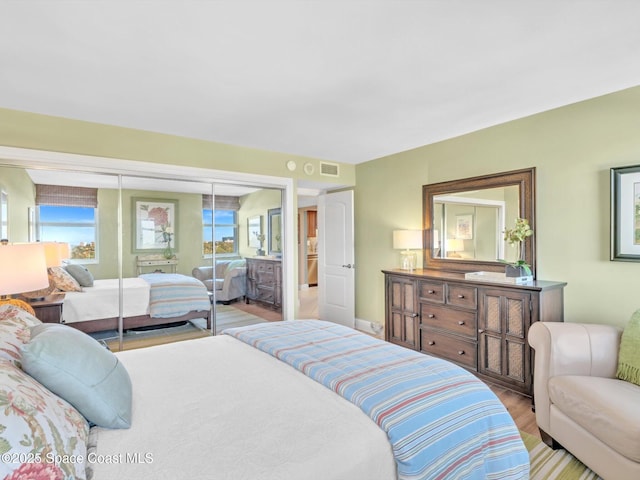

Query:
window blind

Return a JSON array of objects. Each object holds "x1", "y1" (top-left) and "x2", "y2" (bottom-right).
[
  {"x1": 35, "y1": 184, "x2": 98, "y2": 208},
  {"x1": 202, "y1": 195, "x2": 240, "y2": 210}
]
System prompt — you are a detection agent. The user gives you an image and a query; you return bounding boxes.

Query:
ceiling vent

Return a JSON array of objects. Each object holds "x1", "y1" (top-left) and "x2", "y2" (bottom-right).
[{"x1": 320, "y1": 162, "x2": 339, "y2": 177}]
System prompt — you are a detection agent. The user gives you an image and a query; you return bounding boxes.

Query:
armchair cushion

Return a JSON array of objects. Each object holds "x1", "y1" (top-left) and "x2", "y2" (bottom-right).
[
  {"x1": 549, "y1": 375, "x2": 640, "y2": 462},
  {"x1": 617, "y1": 309, "x2": 640, "y2": 386}
]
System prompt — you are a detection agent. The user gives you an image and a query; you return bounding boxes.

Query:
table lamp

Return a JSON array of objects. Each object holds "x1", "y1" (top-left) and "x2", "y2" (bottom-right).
[
  {"x1": 0, "y1": 243, "x2": 48, "y2": 315},
  {"x1": 21, "y1": 242, "x2": 70, "y2": 300},
  {"x1": 446, "y1": 238, "x2": 464, "y2": 258},
  {"x1": 393, "y1": 230, "x2": 422, "y2": 270}
]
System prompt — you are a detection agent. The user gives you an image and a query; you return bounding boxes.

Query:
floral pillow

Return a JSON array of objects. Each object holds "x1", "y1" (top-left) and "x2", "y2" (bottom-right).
[
  {"x1": 48, "y1": 266, "x2": 82, "y2": 292},
  {"x1": 0, "y1": 358, "x2": 89, "y2": 480},
  {"x1": 0, "y1": 304, "x2": 42, "y2": 367}
]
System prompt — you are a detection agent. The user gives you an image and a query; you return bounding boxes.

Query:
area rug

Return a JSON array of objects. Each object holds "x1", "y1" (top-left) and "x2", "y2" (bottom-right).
[
  {"x1": 522, "y1": 431, "x2": 603, "y2": 479},
  {"x1": 97, "y1": 305, "x2": 267, "y2": 350},
  {"x1": 214, "y1": 304, "x2": 268, "y2": 332}
]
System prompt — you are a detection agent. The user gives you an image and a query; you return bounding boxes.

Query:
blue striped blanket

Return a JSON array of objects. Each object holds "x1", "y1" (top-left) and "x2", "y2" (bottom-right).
[
  {"x1": 139, "y1": 273, "x2": 210, "y2": 318},
  {"x1": 224, "y1": 320, "x2": 529, "y2": 480}
]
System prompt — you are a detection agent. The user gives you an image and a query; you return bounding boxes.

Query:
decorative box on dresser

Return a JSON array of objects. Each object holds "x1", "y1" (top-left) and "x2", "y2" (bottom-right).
[
  {"x1": 246, "y1": 257, "x2": 282, "y2": 311},
  {"x1": 383, "y1": 268, "x2": 566, "y2": 396}
]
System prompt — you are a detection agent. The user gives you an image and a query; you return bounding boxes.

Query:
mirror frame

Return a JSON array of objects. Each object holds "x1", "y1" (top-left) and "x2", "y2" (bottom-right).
[
  {"x1": 423, "y1": 167, "x2": 536, "y2": 275},
  {"x1": 268, "y1": 207, "x2": 282, "y2": 256}
]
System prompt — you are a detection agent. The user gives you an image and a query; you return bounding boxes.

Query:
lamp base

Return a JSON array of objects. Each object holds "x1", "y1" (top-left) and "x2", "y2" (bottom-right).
[
  {"x1": 399, "y1": 251, "x2": 417, "y2": 270},
  {"x1": 0, "y1": 298, "x2": 36, "y2": 316}
]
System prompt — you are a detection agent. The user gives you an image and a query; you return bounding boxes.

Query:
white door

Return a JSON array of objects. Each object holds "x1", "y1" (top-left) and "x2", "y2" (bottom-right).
[{"x1": 318, "y1": 190, "x2": 355, "y2": 328}]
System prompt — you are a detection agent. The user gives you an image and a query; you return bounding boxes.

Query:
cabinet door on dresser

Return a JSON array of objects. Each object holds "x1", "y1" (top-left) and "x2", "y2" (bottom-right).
[
  {"x1": 478, "y1": 287, "x2": 532, "y2": 395},
  {"x1": 385, "y1": 275, "x2": 419, "y2": 350},
  {"x1": 273, "y1": 262, "x2": 282, "y2": 310}
]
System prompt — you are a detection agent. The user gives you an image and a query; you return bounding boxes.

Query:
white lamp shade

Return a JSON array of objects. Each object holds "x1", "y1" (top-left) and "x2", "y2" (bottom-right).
[
  {"x1": 446, "y1": 238, "x2": 464, "y2": 252},
  {"x1": 393, "y1": 230, "x2": 422, "y2": 250},
  {"x1": 42, "y1": 242, "x2": 69, "y2": 267},
  {"x1": 0, "y1": 243, "x2": 49, "y2": 296}
]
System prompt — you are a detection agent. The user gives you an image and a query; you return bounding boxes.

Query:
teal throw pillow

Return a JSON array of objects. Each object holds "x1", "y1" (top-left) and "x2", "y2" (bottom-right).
[
  {"x1": 21, "y1": 323, "x2": 132, "y2": 429},
  {"x1": 616, "y1": 309, "x2": 640, "y2": 386},
  {"x1": 65, "y1": 263, "x2": 94, "y2": 287}
]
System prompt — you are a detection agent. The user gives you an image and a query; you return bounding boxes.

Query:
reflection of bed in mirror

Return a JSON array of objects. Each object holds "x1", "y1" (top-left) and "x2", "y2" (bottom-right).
[{"x1": 61, "y1": 273, "x2": 211, "y2": 333}]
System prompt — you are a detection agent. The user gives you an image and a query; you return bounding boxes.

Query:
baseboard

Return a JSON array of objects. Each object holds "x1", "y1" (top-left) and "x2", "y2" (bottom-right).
[{"x1": 355, "y1": 318, "x2": 384, "y2": 339}]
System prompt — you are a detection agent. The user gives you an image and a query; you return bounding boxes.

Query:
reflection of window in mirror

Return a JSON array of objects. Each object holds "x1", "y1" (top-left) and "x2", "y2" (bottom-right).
[{"x1": 0, "y1": 188, "x2": 8, "y2": 240}]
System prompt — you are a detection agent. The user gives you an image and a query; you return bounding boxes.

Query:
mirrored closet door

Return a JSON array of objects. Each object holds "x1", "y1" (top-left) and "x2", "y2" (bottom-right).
[{"x1": 0, "y1": 161, "x2": 284, "y2": 351}]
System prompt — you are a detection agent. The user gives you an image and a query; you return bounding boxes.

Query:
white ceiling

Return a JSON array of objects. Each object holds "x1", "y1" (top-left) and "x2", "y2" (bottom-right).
[{"x1": 2, "y1": 1, "x2": 640, "y2": 165}]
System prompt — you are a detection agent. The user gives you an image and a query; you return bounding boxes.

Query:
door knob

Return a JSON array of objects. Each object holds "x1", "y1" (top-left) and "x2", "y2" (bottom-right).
[{"x1": 342, "y1": 264, "x2": 354, "y2": 269}]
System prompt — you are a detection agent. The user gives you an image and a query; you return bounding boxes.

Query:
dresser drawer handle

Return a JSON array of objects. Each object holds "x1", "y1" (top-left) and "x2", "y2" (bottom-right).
[
  {"x1": 428, "y1": 314, "x2": 435, "y2": 318},
  {"x1": 457, "y1": 321, "x2": 465, "y2": 325},
  {"x1": 478, "y1": 329, "x2": 485, "y2": 334},
  {"x1": 428, "y1": 290, "x2": 435, "y2": 294},
  {"x1": 457, "y1": 294, "x2": 465, "y2": 299},
  {"x1": 457, "y1": 350, "x2": 465, "y2": 355},
  {"x1": 410, "y1": 313, "x2": 419, "y2": 318},
  {"x1": 428, "y1": 341, "x2": 435, "y2": 346}
]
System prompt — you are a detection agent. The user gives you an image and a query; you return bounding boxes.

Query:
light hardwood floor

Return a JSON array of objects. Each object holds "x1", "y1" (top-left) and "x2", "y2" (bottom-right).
[{"x1": 490, "y1": 384, "x2": 540, "y2": 438}]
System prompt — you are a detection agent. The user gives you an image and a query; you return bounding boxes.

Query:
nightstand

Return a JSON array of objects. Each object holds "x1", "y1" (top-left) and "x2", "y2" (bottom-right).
[{"x1": 29, "y1": 295, "x2": 65, "y2": 323}]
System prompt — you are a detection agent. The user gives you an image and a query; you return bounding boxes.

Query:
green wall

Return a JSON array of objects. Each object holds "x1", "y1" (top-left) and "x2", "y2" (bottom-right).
[
  {"x1": 0, "y1": 107, "x2": 355, "y2": 185},
  {"x1": 356, "y1": 85, "x2": 640, "y2": 328}
]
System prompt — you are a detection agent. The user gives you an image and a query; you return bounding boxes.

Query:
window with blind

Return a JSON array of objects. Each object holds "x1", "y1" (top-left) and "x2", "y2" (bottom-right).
[
  {"x1": 202, "y1": 195, "x2": 239, "y2": 256},
  {"x1": 36, "y1": 185, "x2": 98, "y2": 261}
]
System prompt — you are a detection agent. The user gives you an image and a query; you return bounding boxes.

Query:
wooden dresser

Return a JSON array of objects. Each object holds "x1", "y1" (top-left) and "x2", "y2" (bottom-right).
[
  {"x1": 383, "y1": 268, "x2": 566, "y2": 396},
  {"x1": 246, "y1": 257, "x2": 282, "y2": 311}
]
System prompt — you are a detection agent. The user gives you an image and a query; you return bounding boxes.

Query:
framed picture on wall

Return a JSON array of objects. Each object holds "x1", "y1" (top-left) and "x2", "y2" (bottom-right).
[
  {"x1": 611, "y1": 165, "x2": 640, "y2": 261},
  {"x1": 456, "y1": 214, "x2": 473, "y2": 240},
  {"x1": 132, "y1": 197, "x2": 178, "y2": 252}
]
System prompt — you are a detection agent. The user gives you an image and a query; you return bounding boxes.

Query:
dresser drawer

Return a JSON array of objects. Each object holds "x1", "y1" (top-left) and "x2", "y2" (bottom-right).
[
  {"x1": 447, "y1": 284, "x2": 477, "y2": 309},
  {"x1": 257, "y1": 262, "x2": 275, "y2": 273},
  {"x1": 418, "y1": 280, "x2": 445, "y2": 303},
  {"x1": 420, "y1": 328, "x2": 477, "y2": 369},
  {"x1": 419, "y1": 304, "x2": 476, "y2": 338}
]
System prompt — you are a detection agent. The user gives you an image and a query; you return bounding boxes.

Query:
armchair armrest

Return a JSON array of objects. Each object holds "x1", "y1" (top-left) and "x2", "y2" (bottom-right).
[
  {"x1": 225, "y1": 266, "x2": 247, "y2": 280},
  {"x1": 528, "y1": 322, "x2": 622, "y2": 432}
]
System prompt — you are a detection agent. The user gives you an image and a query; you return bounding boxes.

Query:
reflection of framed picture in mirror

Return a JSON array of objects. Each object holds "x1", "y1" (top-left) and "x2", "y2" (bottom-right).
[
  {"x1": 248, "y1": 215, "x2": 262, "y2": 247},
  {"x1": 132, "y1": 197, "x2": 178, "y2": 252},
  {"x1": 456, "y1": 214, "x2": 473, "y2": 240}
]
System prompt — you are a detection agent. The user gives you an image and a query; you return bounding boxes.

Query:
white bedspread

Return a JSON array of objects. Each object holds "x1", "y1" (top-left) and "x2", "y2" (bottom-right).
[
  {"x1": 62, "y1": 278, "x2": 150, "y2": 324},
  {"x1": 92, "y1": 335, "x2": 397, "y2": 480}
]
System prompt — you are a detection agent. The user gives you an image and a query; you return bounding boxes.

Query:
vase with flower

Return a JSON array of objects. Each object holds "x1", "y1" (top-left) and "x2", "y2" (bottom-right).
[
  {"x1": 162, "y1": 225, "x2": 174, "y2": 259},
  {"x1": 254, "y1": 231, "x2": 266, "y2": 256},
  {"x1": 501, "y1": 217, "x2": 533, "y2": 278}
]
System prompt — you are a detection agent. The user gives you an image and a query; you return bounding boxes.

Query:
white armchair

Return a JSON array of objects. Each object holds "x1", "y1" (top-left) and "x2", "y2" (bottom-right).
[
  {"x1": 192, "y1": 259, "x2": 246, "y2": 303},
  {"x1": 528, "y1": 322, "x2": 640, "y2": 480}
]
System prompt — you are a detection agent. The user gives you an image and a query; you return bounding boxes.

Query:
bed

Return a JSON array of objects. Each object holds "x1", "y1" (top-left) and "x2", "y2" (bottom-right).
[
  {"x1": 1, "y1": 306, "x2": 529, "y2": 480},
  {"x1": 61, "y1": 273, "x2": 211, "y2": 333},
  {"x1": 91, "y1": 321, "x2": 529, "y2": 479}
]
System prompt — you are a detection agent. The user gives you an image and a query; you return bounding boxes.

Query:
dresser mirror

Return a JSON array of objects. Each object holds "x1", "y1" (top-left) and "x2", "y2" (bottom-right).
[
  {"x1": 423, "y1": 167, "x2": 536, "y2": 275},
  {"x1": 268, "y1": 207, "x2": 282, "y2": 256}
]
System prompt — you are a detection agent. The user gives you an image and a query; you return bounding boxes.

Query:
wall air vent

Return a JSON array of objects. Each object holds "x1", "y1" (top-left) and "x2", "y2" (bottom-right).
[{"x1": 320, "y1": 161, "x2": 339, "y2": 177}]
